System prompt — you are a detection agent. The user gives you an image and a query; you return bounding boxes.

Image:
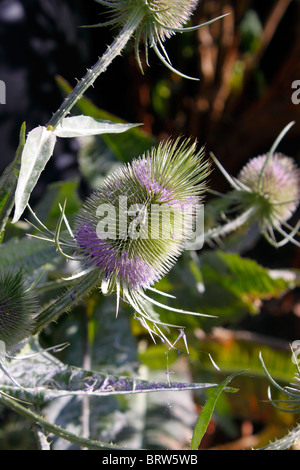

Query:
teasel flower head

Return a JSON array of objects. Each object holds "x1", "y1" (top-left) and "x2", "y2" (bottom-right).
[
  {"x1": 92, "y1": 0, "x2": 227, "y2": 80},
  {"x1": 32, "y1": 138, "x2": 212, "y2": 345},
  {"x1": 0, "y1": 270, "x2": 37, "y2": 353},
  {"x1": 236, "y1": 153, "x2": 299, "y2": 228},
  {"x1": 97, "y1": 0, "x2": 199, "y2": 39},
  {"x1": 205, "y1": 122, "x2": 300, "y2": 248}
]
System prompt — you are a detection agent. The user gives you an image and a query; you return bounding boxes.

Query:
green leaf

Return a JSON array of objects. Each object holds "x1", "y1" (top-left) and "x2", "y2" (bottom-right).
[
  {"x1": 54, "y1": 115, "x2": 141, "y2": 138},
  {"x1": 0, "y1": 122, "x2": 26, "y2": 241},
  {"x1": 12, "y1": 126, "x2": 57, "y2": 224},
  {"x1": 0, "y1": 236, "x2": 58, "y2": 282},
  {"x1": 0, "y1": 392, "x2": 123, "y2": 450},
  {"x1": 190, "y1": 371, "x2": 241, "y2": 450},
  {"x1": 32, "y1": 179, "x2": 81, "y2": 230},
  {"x1": 190, "y1": 336, "x2": 297, "y2": 384},
  {"x1": 201, "y1": 251, "x2": 294, "y2": 313},
  {"x1": 0, "y1": 339, "x2": 219, "y2": 404},
  {"x1": 161, "y1": 250, "x2": 299, "y2": 327}
]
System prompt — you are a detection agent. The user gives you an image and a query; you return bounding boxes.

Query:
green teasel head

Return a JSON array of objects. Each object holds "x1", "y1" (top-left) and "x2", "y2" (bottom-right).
[
  {"x1": 235, "y1": 153, "x2": 300, "y2": 229},
  {"x1": 205, "y1": 122, "x2": 300, "y2": 248},
  {"x1": 0, "y1": 270, "x2": 37, "y2": 352},
  {"x1": 93, "y1": 0, "x2": 226, "y2": 79},
  {"x1": 74, "y1": 138, "x2": 210, "y2": 294},
  {"x1": 39, "y1": 137, "x2": 212, "y2": 344},
  {"x1": 96, "y1": 0, "x2": 199, "y2": 39}
]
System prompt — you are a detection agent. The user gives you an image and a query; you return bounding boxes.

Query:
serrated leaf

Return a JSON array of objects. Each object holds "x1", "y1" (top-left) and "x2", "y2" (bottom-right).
[
  {"x1": 0, "y1": 340, "x2": 218, "y2": 404},
  {"x1": 201, "y1": 251, "x2": 294, "y2": 304},
  {"x1": 54, "y1": 115, "x2": 141, "y2": 138},
  {"x1": 190, "y1": 371, "x2": 241, "y2": 450},
  {"x1": 12, "y1": 126, "x2": 57, "y2": 224},
  {"x1": 162, "y1": 250, "x2": 299, "y2": 327}
]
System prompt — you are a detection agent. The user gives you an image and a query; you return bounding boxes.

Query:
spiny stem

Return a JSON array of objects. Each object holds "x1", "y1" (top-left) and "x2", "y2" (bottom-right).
[
  {"x1": 204, "y1": 207, "x2": 256, "y2": 242},
  {"x1": 33, "y1": 270, "x2": 100, "y2": 334},
  {"x1": 0, "y1": 392, "x2": 123, "y2": 450},
  {"x1": 47, "y1": 9, "x2": 143, "y2": 130}
]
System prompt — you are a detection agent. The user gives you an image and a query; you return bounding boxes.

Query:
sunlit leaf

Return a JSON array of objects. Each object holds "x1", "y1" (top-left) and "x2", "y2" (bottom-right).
[
  {"x1": 0, "y1": 340, "x2": 219, "y2": 404},
  {"x1": 12, "y1": 126, "x2": 57, "y2": 224},
  {"x1": 190, "y1": 371, "x2": 241, "y2": 450},
  {"x1": 54, "y1": 115, "x2": 140, "y2": 138}
]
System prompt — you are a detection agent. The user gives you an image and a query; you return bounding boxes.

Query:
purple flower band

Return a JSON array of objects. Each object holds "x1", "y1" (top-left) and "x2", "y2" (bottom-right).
[{"x1": 76, "y1": 222, "x2": 159, "y2": 289}]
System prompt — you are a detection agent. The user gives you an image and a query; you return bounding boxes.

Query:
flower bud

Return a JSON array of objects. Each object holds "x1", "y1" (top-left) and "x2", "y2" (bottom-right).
[
  {"x1": 28, "y1": 138, "x2": 212, "y2": 343},
  {"x1": 74, "y1": 138, "x2": 209, "y2": 295},
  {"x1": 94, "y1": 0, "x2": 223, "y2": 79},
  {"x1": 98, "y1": 0, "x2": 199, "y2": 41},
  {"x1": 236, "y1": 153, "x2": 299, "y2": 228}
]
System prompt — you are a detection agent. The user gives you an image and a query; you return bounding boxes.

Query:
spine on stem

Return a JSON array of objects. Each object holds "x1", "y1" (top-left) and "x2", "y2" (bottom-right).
[
  {"x1": 47, "y1": 8, "x2": 143, "y2": 130},
  {"x1": 33, "y1": 270, "x2": 100, "y2": 334}
]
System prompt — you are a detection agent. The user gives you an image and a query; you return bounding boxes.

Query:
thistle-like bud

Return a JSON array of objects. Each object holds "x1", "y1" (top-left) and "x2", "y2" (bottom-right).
[
  {"x1": 205, "y1": 123, "x2": 300, "y2": 248},
  {"x1": 27, "y1": 139, "x2": 212, "y2": 343},
  {"x1": 75, "y1": 139, "x2": 209, "y2": 291},
  {"x1": 70, "y1": 139, "x2": 210, "y2": 337},
  {"x1": 98, "y1": 0, "x2": 199, "y2": 40},
  {"x1": 236, "y1": 153, "x2": 300, "y2": 228},
  {"x1": 94, "y1": 0, "x2": 224, "y2": 79},
  {"x1": 0, "y1": 270, "x2": 37, "y2": 352}
]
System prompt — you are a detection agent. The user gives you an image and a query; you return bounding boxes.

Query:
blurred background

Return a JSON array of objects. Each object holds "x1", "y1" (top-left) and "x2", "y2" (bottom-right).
[{"x1": 0, "y1": 0, "x2": 300, "y2": 450}]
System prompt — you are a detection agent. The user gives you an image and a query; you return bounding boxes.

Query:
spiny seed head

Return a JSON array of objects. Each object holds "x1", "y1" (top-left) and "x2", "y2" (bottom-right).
[
  {"x1": 94, "y1": 0, "x2": 203, "y2": 78},
  {"x1": 74, "y1": 138, "x2": 209, "y2": 293},
  {"x1": 236, "y1": 153, "x2": 300, "y2": 227},
  {"x1": 97, "y1": 0, "x2": 199, "y2": 41},
  {"x1": 0, "y1": 270, "x2": 37, "y2": 352}
]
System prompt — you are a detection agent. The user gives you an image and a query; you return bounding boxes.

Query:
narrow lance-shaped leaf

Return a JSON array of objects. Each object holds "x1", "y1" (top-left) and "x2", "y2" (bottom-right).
[
  {"x1": 12, "y1": 126, "x2": 57, "y2": 224},
  {"x1": 56, "y1": 76, "x2": 157, "y2": 162},
  {"x1": 190, "y1": 371, "x2": 242, "y2": 450}
]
